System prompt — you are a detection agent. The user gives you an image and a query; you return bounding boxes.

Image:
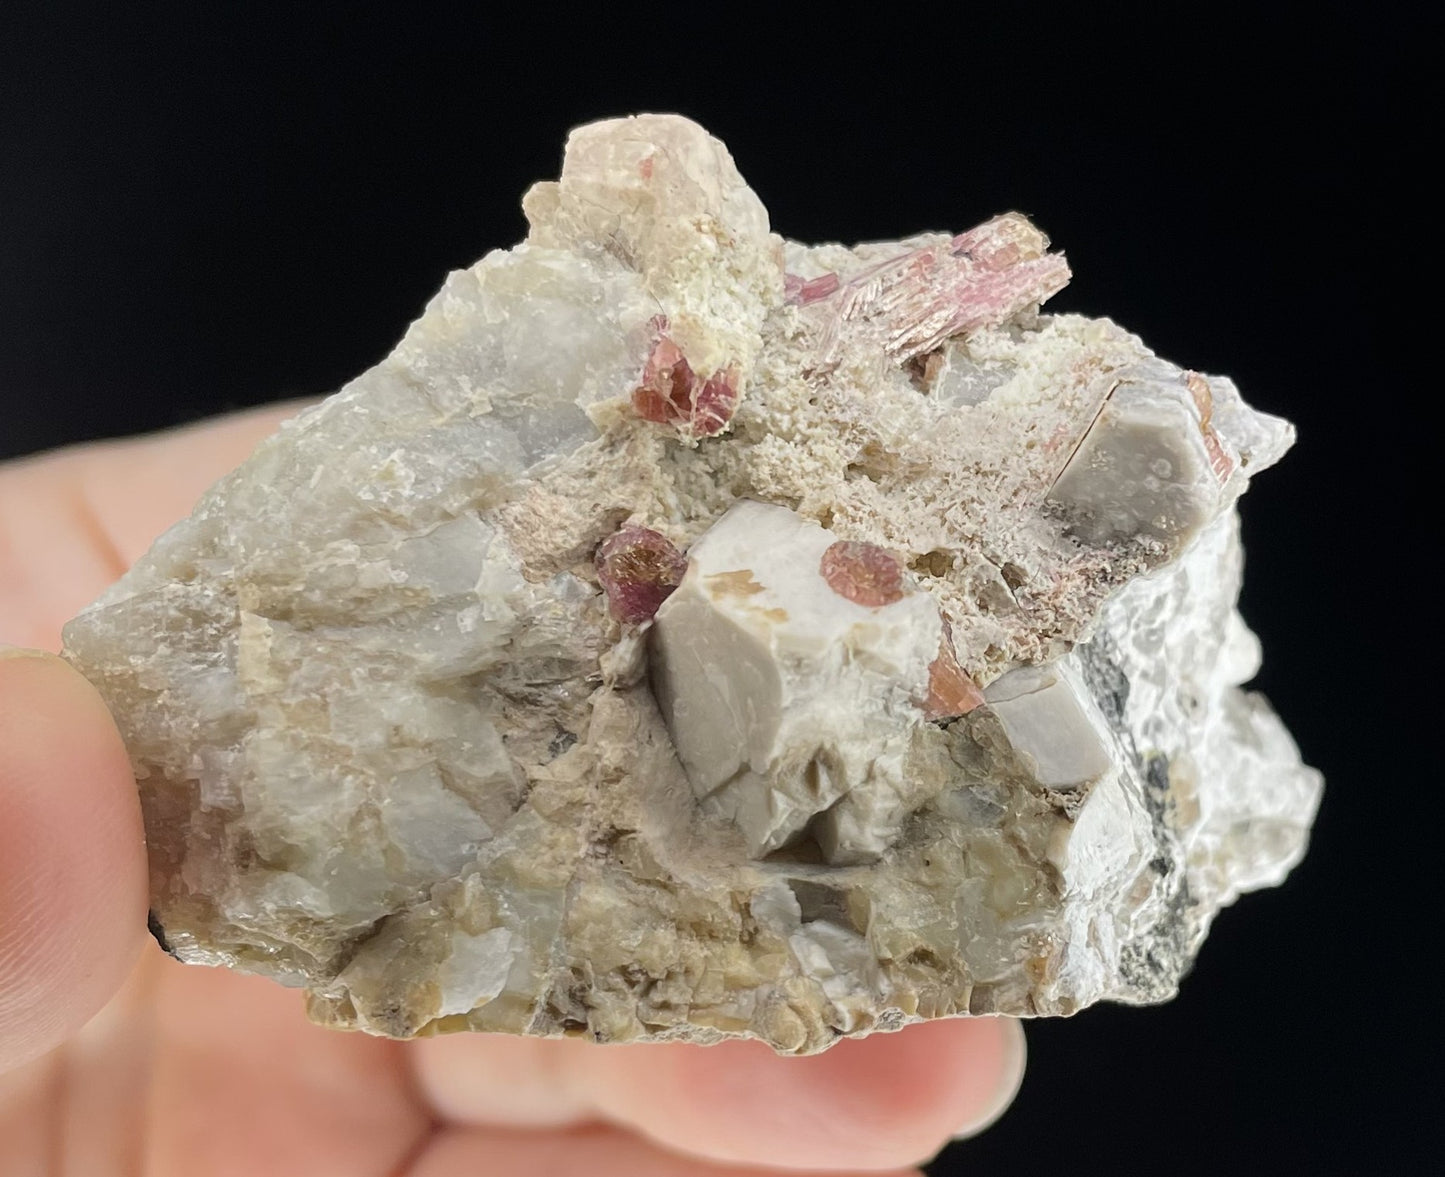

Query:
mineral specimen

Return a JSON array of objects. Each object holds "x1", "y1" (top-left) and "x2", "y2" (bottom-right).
[{"x1": 62, "y1": 114, "x2": 1322, "y2": 1053}]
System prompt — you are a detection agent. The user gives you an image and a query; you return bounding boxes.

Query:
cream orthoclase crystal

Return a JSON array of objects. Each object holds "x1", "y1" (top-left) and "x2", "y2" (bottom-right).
[
  {"x1": 61, "y1": 113, "x2": 1321, "y2": 1054},
  {"x1": 981, "y1": 665, "x2": 1113, "y2": 793},
  {"x1": 651, "y1": 501, "x2": 941, "y2": 864}
]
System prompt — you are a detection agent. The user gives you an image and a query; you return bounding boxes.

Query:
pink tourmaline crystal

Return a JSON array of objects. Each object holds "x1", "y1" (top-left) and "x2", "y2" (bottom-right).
[
  {"x1": 630, "y1": 322, "x2": 738, "y2": 438},
  {"x1": 690, "y1": 369, "x2": 739, "y2": 437},
  {"x1": 595, "y1": 527, "x2": 688, "y2": 624},
  {"x1": 631, "y1": 333, "x2": 696, "y2": 426},
  {"x1": 1186, "y1": 371, "x2": 1235, "y2": 483},
  {"x1": 815, "y1": 212, "x2": 1071, "y2": 368},
  {"x1": 819, "y1": 541, "x2": 906, "y2": 607},
  {"x1": 784, "y1": 271, "x2": 841, "y2": 305},
  {"x1": 923, "y1": 621, "x2": 985, "y2": 721}
]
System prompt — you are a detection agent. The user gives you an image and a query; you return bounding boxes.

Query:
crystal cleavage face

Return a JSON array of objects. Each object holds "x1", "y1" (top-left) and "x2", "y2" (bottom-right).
[{"x1": 61, "y1": 114, "x2": 1321, "y2": 1054}]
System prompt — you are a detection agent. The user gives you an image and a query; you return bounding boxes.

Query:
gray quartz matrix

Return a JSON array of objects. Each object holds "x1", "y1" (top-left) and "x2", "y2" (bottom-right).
[{"x1": 63, "y1": 114, "x2": 1321, "y2": 1053}]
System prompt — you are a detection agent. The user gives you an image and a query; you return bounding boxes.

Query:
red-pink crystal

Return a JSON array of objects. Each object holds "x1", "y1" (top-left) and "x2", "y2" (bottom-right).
[
  {"x1": 922, "y1": 619, "x2": 985, "y2": 721},
  {"x1": 1185, "y1": 372, "x2": 1234, "y2": 483},
  {"x1": 630, "y1": 327, "x2": 738, "y2": 438},
  {"x1": 1201, "y1": 429, "x2": 1234, "y2": 483},
  {"x1": 784, "y1": 271, "x2": 841, "y2": 306},
  {"x1": 595, "y1": 527, "x2": 688, "y2": 625},
  {"x1": 691, "y1": 369, "x2": 739, "y2": 437},
  {"x1": 819, "y1": 541, "x2": 906, "y2": 607},
  {"x1": 631, "y1": 335, "x2": 697, "y2": 426}
]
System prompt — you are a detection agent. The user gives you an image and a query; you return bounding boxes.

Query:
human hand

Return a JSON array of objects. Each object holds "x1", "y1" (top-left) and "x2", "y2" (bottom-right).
[{"x1": 0, "y1": 405, "x2": 1025, "y2": 1175}]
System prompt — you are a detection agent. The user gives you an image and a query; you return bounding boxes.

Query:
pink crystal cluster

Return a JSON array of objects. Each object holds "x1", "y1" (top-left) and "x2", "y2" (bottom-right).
[
  {"x1": 617, "y1": 210, "x2": 1066, "y2": 709},
  {"x1": 630, "y1": 318, "x2": 739, "y2": 439},
  {"x1": 798, "y1": 213, "x2": 1071, "y2": 368}
]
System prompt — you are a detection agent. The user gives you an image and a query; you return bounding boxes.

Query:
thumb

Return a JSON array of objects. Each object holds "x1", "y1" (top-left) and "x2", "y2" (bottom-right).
[{"x1": 0, "y1": 647, "x2": 146, "y2": 1072}]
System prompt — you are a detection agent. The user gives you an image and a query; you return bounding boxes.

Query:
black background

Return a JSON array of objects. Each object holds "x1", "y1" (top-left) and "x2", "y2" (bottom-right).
[{"x1": 1, "y1": 5, "x2": 1426, "y2": 1174}]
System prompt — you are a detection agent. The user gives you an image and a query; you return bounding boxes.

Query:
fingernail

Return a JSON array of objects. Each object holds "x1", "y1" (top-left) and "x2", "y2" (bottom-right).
[{"x1": 953, "y1": 1018, "x2": 1027, "y2": 1140}]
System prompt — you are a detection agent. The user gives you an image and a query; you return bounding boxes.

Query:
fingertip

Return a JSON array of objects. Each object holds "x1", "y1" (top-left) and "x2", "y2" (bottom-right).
[
  {"x1": 409, "y1": 1031, "x2": 596, "y2": 1129},
  {"x1": 0, "y1": 648, "x2": 147, "y2": 1071},
  {"x1": 951, "y1": 1017, "x2": 1026, "y2": 1141},
  {"x1": 411, "y1": 1123, "x2": 929, "y2": 1177},
  {"x1": 578, "y1": 1014, "x2": 1027, "y2": 1171}
]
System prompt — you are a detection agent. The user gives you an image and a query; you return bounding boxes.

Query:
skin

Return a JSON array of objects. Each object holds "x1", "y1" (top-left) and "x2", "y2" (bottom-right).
[{"x1": 0, "y1": 405, "x2": 1026, "y2": 1176}]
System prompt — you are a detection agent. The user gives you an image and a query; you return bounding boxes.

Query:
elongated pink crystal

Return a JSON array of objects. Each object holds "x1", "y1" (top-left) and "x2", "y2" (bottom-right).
[
  {"x1": 1185, "y1": 371, "x2": 1235, "y2": 483},
  {"x1": 784, "y1": 271, "x2": 841, "y2": 305},
  {"x1": 815, "y1": 212, "x2": 1071, "y2": 367}
]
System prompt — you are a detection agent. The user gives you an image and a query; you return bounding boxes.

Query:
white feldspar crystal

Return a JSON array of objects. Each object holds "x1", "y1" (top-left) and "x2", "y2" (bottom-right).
[
  {"x1": 62, "y1": 114, "x2": 1321, "y2": 1053},
  {"x1": 651, "y1": 500, "x2": 942, "y2": 863},
  {"x1": 981, "y1": 665, "x2": 1113, "y2": 792}
]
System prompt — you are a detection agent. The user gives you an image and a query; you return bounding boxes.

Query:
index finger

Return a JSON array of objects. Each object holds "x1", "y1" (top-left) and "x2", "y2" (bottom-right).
[{"x1": 413, "y1": 1016, "x2": 1026, "y2": 1171}]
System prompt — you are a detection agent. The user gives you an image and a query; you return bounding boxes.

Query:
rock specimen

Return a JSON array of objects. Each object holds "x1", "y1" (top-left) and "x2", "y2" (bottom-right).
[{"x1": 62, "y1": 114, "x2": 1322, "y2": 1053}]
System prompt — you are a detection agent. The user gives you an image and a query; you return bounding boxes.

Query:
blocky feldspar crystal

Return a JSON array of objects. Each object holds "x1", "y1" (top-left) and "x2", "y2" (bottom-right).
[
  {"x1": 651, "y1": 501, "x2": 944, "y2": 865},
  {"x1": 62, "y1": 114, "x2": 1321, "y2": 1053}
]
